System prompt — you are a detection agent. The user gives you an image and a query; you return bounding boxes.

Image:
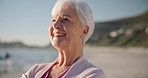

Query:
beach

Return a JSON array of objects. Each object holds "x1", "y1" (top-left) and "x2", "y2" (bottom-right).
[
  {"x1": 84, "y1": 47, "x2": 148, "y2": 78},
  {"x1": 0, "y1": 47, "x2": 148, "y2": 78}
]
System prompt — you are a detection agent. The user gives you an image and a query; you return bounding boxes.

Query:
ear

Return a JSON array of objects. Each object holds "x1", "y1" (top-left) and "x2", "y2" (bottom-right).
[{"x1": 81, "y1": 26, "x2": 89, "y2": 38}]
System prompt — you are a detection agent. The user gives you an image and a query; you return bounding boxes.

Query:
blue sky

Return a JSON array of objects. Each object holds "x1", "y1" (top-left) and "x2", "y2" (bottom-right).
[{"x1": 0, "y1": 0, "x2": 148, "y2": 46}]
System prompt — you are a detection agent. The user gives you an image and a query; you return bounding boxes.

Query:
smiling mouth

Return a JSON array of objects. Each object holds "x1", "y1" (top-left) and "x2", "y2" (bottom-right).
[{"x1": 54, "y1": 33, "x2": 66, "y2": 37}]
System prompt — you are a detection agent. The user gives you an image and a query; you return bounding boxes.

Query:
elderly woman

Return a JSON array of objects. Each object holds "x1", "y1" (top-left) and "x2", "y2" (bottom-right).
[{"x1": 21, "y1": 0, "x2": 105, "y2": 78}]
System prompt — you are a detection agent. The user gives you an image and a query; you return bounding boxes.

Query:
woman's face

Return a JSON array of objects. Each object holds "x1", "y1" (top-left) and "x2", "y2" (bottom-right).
[{"x1": 49, "y1": 4, "x2": 87, "y2": 50}]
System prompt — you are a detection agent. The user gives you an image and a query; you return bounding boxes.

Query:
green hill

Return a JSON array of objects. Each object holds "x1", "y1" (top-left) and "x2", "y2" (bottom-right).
[
  {"x1": 0, "y1": 41, "x2": 42, "y2": 48},
  {"x1": 87, "y1": 11, "x2": 148, "y2": 47}
]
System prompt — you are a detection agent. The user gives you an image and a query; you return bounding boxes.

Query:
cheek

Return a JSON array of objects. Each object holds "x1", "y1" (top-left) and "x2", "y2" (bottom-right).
[
  {"x1": 68, "y1": 29, "x2": 81, "y2": 41},
  {"x1": 48, "y1": 26, "x2": 53, "y2": 37},
  {"x1": 70, "y1": 26, "x2": 82, "y2": 37}
]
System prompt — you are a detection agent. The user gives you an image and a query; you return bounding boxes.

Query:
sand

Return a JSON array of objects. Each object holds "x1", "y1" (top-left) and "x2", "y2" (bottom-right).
[
  {"x1": 84, "y1": 47, "x2": 148, "y2": 78},
  {"x1": 0, "y1": 47, "x2": 148, "y2": 78}
]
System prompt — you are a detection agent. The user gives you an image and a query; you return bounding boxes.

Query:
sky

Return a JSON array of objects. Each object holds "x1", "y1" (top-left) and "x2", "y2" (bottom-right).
[{"x1": 0, "y1": 0, "x2": 148, "y2": 46}]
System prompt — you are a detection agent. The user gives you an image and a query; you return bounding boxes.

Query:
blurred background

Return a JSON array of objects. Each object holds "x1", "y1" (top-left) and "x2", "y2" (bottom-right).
[{"x1": 0, "y1": 0, "x2": 148, "y2": 78}]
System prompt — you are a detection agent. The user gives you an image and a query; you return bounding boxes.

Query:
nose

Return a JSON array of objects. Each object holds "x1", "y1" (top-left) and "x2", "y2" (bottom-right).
[
  {"x1": 53, "y1": 25, "x2": 62, "y2": 29},
  {"x1": 53, "y1": 20, "x2": 62, "y2": 29}
]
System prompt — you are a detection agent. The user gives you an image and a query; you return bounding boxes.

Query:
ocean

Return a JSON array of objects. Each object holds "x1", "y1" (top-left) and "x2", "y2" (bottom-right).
[{"x1": 0, "y1": 48, "x2": 58, "y2": 72}]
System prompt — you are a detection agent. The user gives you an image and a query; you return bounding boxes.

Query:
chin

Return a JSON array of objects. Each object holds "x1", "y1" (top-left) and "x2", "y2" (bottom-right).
[{"x1": 51, "y1": 41, "x2": 67, "y2": 50}]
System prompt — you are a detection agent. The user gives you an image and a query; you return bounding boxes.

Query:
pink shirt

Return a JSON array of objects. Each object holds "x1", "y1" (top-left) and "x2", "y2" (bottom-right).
[{"x1": 21, "y1": 55, "x2": 106, "y2": 78}]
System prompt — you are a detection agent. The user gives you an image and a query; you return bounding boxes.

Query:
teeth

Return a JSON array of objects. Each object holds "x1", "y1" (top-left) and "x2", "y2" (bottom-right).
[{"x1": 54, "y1": 33, "x2": 66, "y2": 37}]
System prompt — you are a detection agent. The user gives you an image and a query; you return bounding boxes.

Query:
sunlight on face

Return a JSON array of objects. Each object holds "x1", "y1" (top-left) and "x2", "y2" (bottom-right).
[{"x1": 49, "y1": 4, "x2": 85, "y2": 50}]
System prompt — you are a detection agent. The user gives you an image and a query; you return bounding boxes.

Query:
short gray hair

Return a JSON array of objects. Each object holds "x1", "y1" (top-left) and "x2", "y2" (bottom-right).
[{"x1": 51, "y1": 0, "x2": 94, "y2": 44}]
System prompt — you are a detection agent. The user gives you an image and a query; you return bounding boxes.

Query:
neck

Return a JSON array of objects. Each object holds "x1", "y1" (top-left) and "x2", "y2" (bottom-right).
[{"x1": 56, "y1": 46, "x2": 83, "y2": 67}]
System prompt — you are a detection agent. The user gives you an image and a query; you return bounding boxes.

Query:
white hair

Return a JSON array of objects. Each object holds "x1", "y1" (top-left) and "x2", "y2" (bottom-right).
[{"x1": 51, "y1": 0, "x2": 94, "y2": 44}]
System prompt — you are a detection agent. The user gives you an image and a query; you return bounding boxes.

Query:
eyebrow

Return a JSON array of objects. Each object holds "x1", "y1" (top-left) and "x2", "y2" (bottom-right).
[
  {"x1": 52, "y1": 14, "x2": 72, "y2": 19},
  {"x1": 63, "y1": 14, "x2": 71, "y2": 18}
]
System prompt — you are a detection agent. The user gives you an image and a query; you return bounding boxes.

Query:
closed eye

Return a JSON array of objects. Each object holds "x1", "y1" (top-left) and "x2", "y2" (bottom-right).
[
  {"x1": 62, "y1": 18, "x2": 70, "y2": 22},
  {"x1": 64, "y1": 18, "x2": 69, "y2": 21}
]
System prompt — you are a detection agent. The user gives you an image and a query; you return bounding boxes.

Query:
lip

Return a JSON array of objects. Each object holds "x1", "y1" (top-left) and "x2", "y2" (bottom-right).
[{"x1": 53, "y1": 32, "x2": 66, "y2": 37}]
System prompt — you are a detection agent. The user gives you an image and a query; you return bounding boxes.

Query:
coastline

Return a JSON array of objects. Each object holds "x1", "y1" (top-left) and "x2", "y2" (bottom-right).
[{"x1": 0, "y1": 47, "x2": 148, "y2": 78}]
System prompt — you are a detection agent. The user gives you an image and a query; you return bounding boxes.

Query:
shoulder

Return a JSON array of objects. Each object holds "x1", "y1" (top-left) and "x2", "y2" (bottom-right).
[
  {"x1": 65, "y1": 56, "x2": 106, "y2": 78},
  {"x1": 79, "y1": 66, "x2": 106, "y2": 78},
  {"x1": 79, "y1": 59, "x2": 106, "y2": 78},
  {"x1": 21, "y1": 63, "x2": 51, "y2": 78}
]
